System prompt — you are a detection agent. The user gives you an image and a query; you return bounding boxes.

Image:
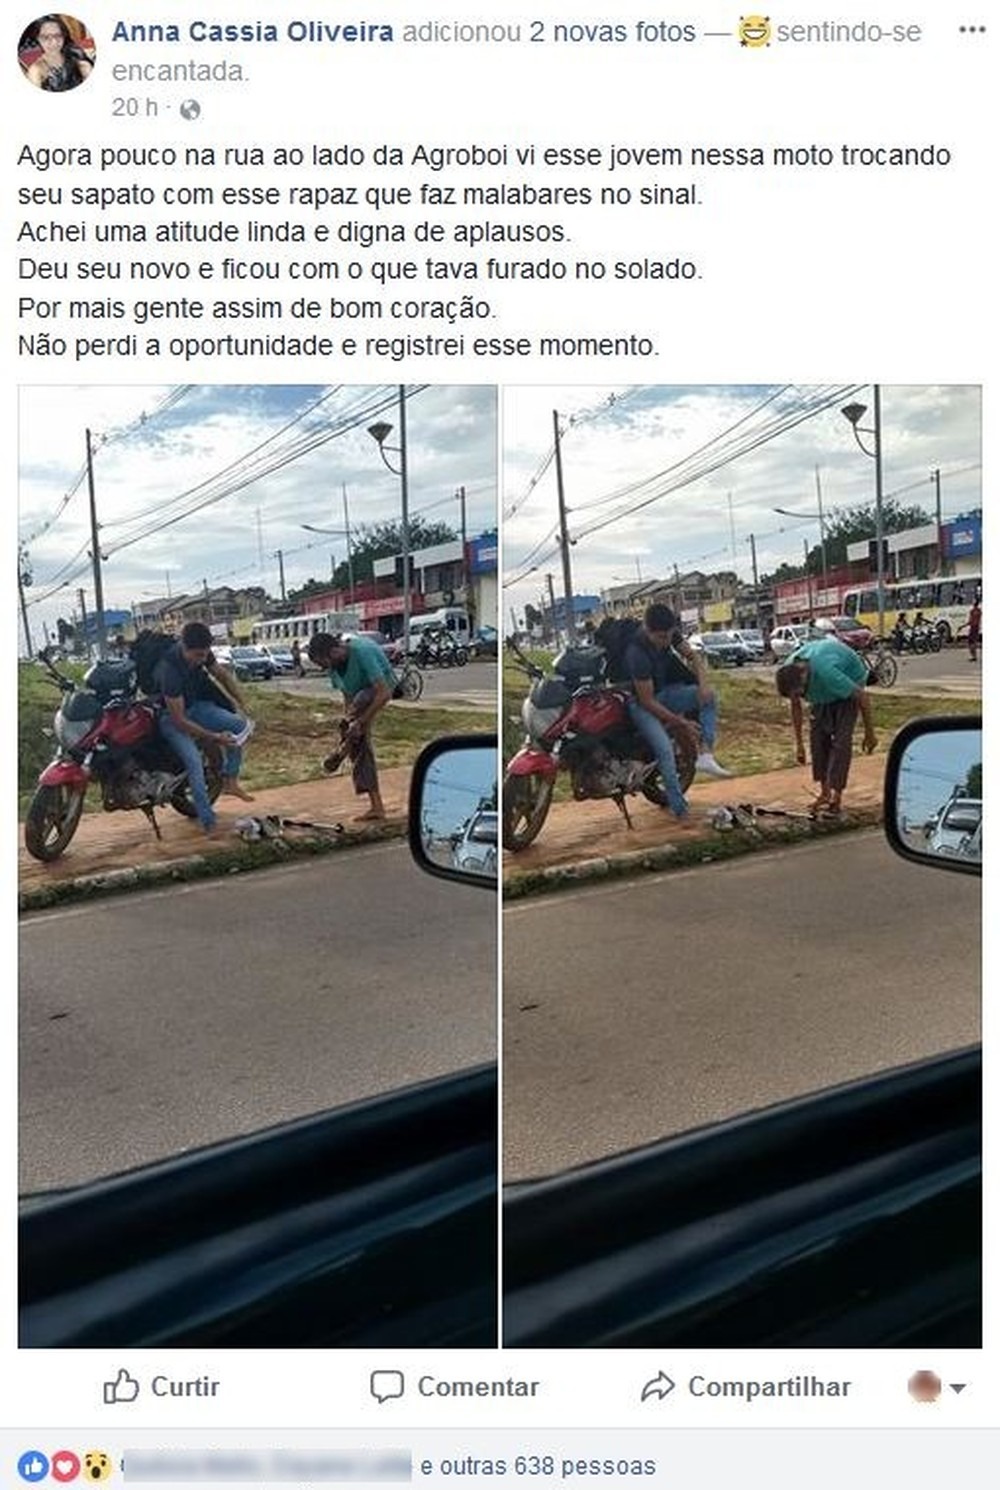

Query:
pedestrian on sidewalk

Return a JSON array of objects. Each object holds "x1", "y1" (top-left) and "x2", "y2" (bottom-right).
[
  {"x1": 291, "y1": 637, "x2": 305, "y2": 677},
  {"x1": 625, "y1": 603, "x2": 733, "y2": 829},
  {"x1": 967, "y1": 599, "x2": 981, "y2": 662},
  {"x1": 308, "y1": 631, "x2": 394, "y2": 822},
  {"x1": 775, "y1": 635, "x2": 877, "y2": 818},
  {"x1": 155, "y1": 621, "x2": 256, "y2": 834}
]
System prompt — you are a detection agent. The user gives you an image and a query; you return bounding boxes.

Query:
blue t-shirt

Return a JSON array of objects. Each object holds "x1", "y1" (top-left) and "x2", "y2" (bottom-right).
[{"x1": 329, "y1": 636, "x2": 396, "y2": 697}]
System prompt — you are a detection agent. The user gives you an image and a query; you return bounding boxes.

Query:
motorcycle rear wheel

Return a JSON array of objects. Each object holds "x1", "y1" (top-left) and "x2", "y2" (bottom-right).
[
  {"x1": 169, "y1": 749, "x2": 224, "y2": 819},
  {"x1": 24, "y1": 783, "x2": 86, "y2": 862},
  {"x1": 502, "y1": 771, "x2": 554, "y2": 851}
]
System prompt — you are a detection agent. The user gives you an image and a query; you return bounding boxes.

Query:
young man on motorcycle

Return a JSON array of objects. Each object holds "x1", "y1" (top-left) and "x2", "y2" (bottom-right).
[
  {"x1": 155, "y1": 622, "x2": 255, "y2": 834},
  {"x1": 625, "y1": 603, "x2": 733, "y2": 826}
]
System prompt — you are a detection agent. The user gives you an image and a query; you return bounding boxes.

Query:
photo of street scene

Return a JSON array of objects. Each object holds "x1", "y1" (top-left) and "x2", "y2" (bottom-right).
[
  {"x1": 18, "y1": 383, "x2": 499, "y2": 1347},
  {"x1": 501, "y1": 384, "x2": 981, "y2": 1347}
]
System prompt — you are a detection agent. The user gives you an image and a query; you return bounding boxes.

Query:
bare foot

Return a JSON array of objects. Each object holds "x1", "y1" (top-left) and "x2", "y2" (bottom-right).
[
  {"x1": 202, "y1": 821, "x2": 230, "y2": 839},
  {"x1": 354, "y1": 808, "x2": 386, "y2": 822},
  {"x1": 222, "y1": 781, "x2": 256, "y2": 801},
  {"x1": 674, "y1": 814, "x2": 703, "y2": 832}
]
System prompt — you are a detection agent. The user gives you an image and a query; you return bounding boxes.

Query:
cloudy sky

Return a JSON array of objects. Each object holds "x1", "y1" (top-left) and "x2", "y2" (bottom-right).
[
  {"x1": 502, "y1": 385, "x2": 981, "y2": 623},
  {"x1": 19, "y1": 384, "x2": 496, "y2": 641}
]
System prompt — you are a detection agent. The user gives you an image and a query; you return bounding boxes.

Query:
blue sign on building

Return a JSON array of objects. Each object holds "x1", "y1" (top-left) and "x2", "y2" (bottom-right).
[
  {"x1": 942, "y1": 515, "x2": 981, "y2": 559},
  {"x1": 468, "y1": 531, "x2": 497, "y2": 575}
]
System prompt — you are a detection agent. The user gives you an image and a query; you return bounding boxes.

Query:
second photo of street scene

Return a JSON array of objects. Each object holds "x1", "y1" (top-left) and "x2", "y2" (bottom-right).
[
  {"x1": 18, "y1": 383, "x2": 499, "y2": 1347},
  {"x1": 501, "y1": 384, "x2": 981, "y2": 1348}
]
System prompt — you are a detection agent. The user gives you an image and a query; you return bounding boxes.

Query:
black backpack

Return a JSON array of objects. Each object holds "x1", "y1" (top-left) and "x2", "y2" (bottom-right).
[
  {"x1": 130, "y1": 629, "x2": 176, "y2": 695},
  {"x1": 593, "y1": 616, "x2": 641, "y2": 682}
]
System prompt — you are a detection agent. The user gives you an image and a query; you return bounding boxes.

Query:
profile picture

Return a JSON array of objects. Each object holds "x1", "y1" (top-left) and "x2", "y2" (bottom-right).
[
  {"x1": 18, "y1": 13, "x2": 94, "y2": 90},
  {"x1": 908, "y1": 1370, "x2": 942, "y2": 1403}
]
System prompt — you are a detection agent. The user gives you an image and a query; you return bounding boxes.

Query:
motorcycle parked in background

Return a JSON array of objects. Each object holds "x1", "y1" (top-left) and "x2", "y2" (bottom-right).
[
  {"x1": 24, "y1": 649, "x2": 222, "y2": 862},
  {"x1": 503, "y1": 639, "x2": 698, "y2": 851}
]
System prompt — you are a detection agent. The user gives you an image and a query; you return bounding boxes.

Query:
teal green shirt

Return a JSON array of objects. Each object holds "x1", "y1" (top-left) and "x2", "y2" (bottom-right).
[
  {"x1": 329, "y1": 636, "x2": 395, "y2": 698},
  {"x1": 788, "y1": 637, "x2": 867, "y2": 704}
]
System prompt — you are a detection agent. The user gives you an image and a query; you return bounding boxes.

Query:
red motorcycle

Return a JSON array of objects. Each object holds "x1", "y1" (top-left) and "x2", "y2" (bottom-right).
[
  {"x1": 503, "y1": 640, "x2": 697, "y2": 851},
  {"x1": 24, "y1": 649, "x2": 222, "y2": 862}
]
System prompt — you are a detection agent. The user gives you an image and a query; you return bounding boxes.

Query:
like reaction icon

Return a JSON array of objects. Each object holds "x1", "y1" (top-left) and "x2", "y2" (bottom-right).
[
  {"x1": 103, "y1": 1369, "x2": 140, "y2": 1405},
  {"x1": 18, "y1": 1453, "x2": 50, "y2": 1483}
]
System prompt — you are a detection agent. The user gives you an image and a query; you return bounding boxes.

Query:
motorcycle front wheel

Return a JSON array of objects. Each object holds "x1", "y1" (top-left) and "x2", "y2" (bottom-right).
[
  {"x1": 169, "y1": 748, "x2": 224, "y2": 818},
  {"x1": 24, "y1": 783, "x2": 86, "y2": 862},
  {"x1": 502, "y1": 771, "x2": 554, "y2": 851}
]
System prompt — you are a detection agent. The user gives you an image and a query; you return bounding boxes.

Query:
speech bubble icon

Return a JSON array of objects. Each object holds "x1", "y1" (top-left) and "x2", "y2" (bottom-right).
[{"x1": 371, "y1": 1370, "x2": 405, "y2": 1404}]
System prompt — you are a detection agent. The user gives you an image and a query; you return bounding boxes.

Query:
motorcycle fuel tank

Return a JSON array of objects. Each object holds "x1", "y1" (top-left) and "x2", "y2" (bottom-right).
[
  {"x1": 565, "y1": 689, "x2": 628, "y2": 737},
  {"x1": 100, "y1": 701, "x2": 156, "y2": 748}
]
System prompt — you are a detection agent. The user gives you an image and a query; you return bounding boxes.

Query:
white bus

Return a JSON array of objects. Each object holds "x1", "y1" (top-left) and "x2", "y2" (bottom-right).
[
  {"x1": 251, "y1": 608, "x2": 362, "y2": 652},
  {"x1": 843, "y1": 574, "x2": 981, "y2": 642}
]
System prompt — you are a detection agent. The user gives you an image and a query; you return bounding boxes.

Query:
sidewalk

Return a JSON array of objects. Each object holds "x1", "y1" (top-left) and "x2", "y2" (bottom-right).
[
  {"x1": 19, "y1": 766, "x2": 412, "y2": 900},
  {"x1": 503, "y1": 754, "x2": 887, "y2": 883}
]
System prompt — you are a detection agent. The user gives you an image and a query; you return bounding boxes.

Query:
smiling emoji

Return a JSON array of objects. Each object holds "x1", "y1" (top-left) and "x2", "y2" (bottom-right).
[{"x1": 739, "y1": 15, "x2": 772, "y2": 46}]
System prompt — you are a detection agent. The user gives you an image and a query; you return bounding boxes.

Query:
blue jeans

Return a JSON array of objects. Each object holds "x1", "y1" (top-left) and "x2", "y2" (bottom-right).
[
  {"x1": 655, "y1": 682, "x2": 717, "y2": 749},
  {"x1": 159, "y1": 701, "x2": 245, "y2": 828},
  {"x1": 627, "y1": 695, "x2": 689, "y2": 817}
]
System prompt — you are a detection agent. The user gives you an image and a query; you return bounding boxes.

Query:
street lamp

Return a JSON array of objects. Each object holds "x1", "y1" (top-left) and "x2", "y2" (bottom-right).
[
  {"x1": 841, "y1": 387, "x2": 886, "y2": 637},
  {"x1": 368, "y1": 387, "x2": 411, "y2": 654},
  {"x1": 773, "y1": 502, "x2": 828, "y2": 608}
]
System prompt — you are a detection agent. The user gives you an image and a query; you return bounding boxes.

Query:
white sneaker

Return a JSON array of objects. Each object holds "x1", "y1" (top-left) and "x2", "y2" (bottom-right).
[
  {"x1": 231, "y1": 718, "x2": 256, "y2": 747},
  {"x1": 696, "y1": 752, "x2": 734, "y2": 779}
]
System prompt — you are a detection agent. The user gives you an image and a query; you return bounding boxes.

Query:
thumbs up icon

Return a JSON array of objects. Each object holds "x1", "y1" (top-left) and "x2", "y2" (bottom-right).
[{"x1": 103, "y1": 1368, "x2": 140, "y2": 1404}]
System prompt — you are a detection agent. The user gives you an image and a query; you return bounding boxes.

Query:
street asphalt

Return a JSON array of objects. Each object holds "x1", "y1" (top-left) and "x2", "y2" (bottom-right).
[
  {"x1": 503, "y1": 830, "x2": 980, "y2": 1181},
  {"x1": 20, "y1": 840, "x2": 497, "y2": 1192}
]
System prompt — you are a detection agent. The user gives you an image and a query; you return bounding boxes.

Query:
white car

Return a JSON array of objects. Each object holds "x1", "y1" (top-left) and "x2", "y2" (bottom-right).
[
  {"x1": 769, "y1": 624, "x2": 812, "y2": 660},
  {"x1": 452, "y1": 808, "x2": 498, "y2": 877}
]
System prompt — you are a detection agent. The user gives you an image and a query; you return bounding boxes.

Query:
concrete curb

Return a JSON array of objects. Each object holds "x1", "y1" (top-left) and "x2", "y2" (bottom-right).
[
  {"x1": 503, "y1": 809, "x2": 882, "y2": 901},
  {"x1": 19, "y1": 820, "x2": 408, "y2": 914}
]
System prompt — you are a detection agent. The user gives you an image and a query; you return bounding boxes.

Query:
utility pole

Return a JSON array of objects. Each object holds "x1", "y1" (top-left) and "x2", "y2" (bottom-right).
[
  {"x1": 342, "y1": 484, "x2": 355, "y2": 603},
  {"x1": 85, "y1": 428, "x2": 107, "y2": 659},
  {"x1": 803, "y1": 539, "x2": 813, "y2": 619},
  {"x1": 814, "y1": 464, "x2": 829, "y2": 602},
  {"x1": 397, "y1": 385, "x2": 412, "y2": 655},
  {"x1": 546, "y1": 571, "x2": 559, "y2": 645},
  {"x1": 553, "y1": 410, "x2": 575, "y2": 642},
  {"x1": 18, "y1": 543, "x2": 34, "y2": 660},
  {"x1": 276, "y1": 548, "x2": 286, "y2": 603},
  {"x1": 873, "y1": 383, "x2": 886, "y2": 637},
  {"x1": 931, "y1": 467, "x2": 943, "y2": 570},
  {"x1": 77, "y1": 587, "x2": 89, "y2": 660},
  {"x1": 457, "y1": 484, "x2": 468, "y2": 608},
  {"x1": 673, "y1": 562, "x2": 682, "y2": 616},
  {"x1": 509, "y1": 605, "x2": 518, "y2": 636},
  {"x1": 749, "y1": 533, "x2": 761, "y2": 630}
]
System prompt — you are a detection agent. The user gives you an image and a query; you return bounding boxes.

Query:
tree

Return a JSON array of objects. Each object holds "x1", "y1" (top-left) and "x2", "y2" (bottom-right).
[
  {"x1": 290, "y1": 517, "x2": 459, "y2": 601},
  {"x1": 966, "y1": 762, "x2": 982, "y2": 799},
  {"x1": 805, "y1": 499, "x2": 934, "y2": 571}
]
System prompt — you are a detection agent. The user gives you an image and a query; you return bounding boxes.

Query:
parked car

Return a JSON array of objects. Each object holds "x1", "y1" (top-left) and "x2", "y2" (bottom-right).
[
  {"x1": 688, "y1": 632, "x2": 747, "y2": 666},
  {"x1": 769, "y1": 623, "x2": 812, "y2": 660},
  {"x1": 225, "y1": 645, "x2": 275, "y2": 682},
  {"x1": 259, "y1": 646, "x2": 296, "y2": 675},
  {"x1": 452, "y1": 807, "x2": 498, "y2": 877},
  {"x1": 811, "y1": 615, "x2": 874, "y2": 651},
  {"x1": 728, "y1": 628, "x2": 766, "y2": 660},
  {"x1": 472, "y1": 625, "x2": 499, "y2": 659}
]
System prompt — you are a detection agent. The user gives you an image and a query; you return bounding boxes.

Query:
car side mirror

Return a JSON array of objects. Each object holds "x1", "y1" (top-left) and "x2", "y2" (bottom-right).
[
  {"x1": 884, "y1": 716, "x2": 981, "y2": 875},
  {"x1": 408, "y1": 735, "x2": 497, "y2": 887}
]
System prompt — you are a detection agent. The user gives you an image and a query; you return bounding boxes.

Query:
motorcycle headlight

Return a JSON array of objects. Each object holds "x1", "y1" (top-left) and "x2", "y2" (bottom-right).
[{"x1": 54, "y1": 709, "x2": 93, "y2": 748}]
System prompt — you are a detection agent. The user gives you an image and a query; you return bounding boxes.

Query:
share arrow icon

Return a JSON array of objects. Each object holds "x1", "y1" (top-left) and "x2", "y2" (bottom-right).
[{"x1": 641, "y1": 1371, "x2": 676, "y2": 1402}]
